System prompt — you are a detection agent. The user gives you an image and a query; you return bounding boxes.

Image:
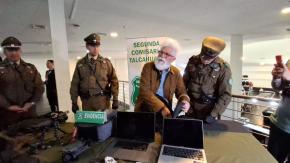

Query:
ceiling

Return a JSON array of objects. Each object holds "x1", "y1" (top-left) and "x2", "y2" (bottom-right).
[{"x1": 0, "y1": 0, "x2": 289, "y2": 60}]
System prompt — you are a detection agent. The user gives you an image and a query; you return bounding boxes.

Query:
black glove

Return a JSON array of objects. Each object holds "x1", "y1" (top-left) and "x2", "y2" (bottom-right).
[
  {"x1": 112, "y1": 100, "x2": 119, "y2": 110},
  {"x1": 205, "y1": 115, "x2": 216, "y2": 124},
  {"x1": 72, "y1": 103, "x2": 79, "y2": 114}
]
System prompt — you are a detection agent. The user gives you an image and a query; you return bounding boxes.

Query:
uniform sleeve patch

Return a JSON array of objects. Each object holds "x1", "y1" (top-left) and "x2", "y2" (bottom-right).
[
  {"x1": 229, "y1": 78, "x2": 233, "y2": 86},
  {"x1": 224, "y1": 63, "x2": 230, "y2": 69}
]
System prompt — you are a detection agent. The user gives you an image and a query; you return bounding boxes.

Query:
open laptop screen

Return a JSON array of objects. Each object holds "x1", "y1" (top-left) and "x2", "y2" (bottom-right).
[
  {"x1": 163, "y1": 118, "x2": 204, "y2": 149},
  {"x1": 116, "y1": 112, "x2": 155, "y2": 142}
]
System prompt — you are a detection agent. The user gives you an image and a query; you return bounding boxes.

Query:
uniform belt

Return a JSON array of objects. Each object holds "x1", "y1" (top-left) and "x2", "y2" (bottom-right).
[
  {"x1": 195, "y1": 95, "x2": 217, "y2": 105},
  {"x1": 80, "y1": 91, "x2": 108, "y2": 99}
]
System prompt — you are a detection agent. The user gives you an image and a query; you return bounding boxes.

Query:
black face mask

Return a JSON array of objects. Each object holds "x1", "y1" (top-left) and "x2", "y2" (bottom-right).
[{"x1": 201, "y1": 46, "x2": 219, "y2": 60}]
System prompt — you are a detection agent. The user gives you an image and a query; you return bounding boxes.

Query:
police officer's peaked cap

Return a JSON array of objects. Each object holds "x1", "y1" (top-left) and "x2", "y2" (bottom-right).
[
  {"x1": 1, "y1": 36, "x2": 22, "y2": 48},
  {"x1": 84, "y1": 33, "x2": 101, "y2": 45},
  {"x1": 202, "y1": 36, "x2": 226, "y2": 53}
]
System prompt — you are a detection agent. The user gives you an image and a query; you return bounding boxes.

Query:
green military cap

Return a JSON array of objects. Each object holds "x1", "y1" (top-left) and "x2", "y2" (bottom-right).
[
  {"x1": 202, "y1": 36, "x2": 226, "y2": 53},
  {"x1": 84, "y1": 33, "x2": 101, "y2": 45},
  {"x1": 1, "y1": 36, "x2": 22, "y2": 48}
]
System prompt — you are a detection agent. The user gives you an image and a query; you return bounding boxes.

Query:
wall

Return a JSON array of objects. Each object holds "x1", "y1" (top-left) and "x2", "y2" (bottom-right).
[{"x1": 110, "y1": 58, "x2": 129, "y2": 82}]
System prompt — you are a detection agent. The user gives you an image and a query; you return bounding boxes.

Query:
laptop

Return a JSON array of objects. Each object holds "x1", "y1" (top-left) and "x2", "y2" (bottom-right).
[
  {"x1": 158, "y1": 118, "x2": 207, "y2": 163},
  {"x1": 102, "y1": 112, "x2": 155, "y2": 162}
]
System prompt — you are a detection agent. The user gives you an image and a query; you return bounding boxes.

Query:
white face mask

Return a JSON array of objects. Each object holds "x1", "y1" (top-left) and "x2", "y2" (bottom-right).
[{"x1": 154, "y1": 57, "x2": 171, "y2": 71}]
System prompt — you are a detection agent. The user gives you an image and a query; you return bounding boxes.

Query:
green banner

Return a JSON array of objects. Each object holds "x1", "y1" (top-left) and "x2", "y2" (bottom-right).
[{"x1": 75, "y1": 111, "x2": 107, "y2": 124}]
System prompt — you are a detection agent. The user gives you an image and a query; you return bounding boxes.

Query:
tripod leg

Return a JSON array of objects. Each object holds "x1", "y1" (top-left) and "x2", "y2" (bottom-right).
[
  {"x1": 54, "y1": 121, "x2": 63, "y2": 145},
  {"x1": 39, "y1": 127, "x2": 48, "y2": 149}
]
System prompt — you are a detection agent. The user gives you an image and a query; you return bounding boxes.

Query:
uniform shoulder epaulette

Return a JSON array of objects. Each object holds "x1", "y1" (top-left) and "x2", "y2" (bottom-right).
[
  {"x1": 223, "y1": 61, "x2": 230, "y2": 69},
  {"x1": 77, "y1": 57, "x2": 86, "y2": 67},
  {"x1": 23, "y1": 62, "x2": 36, "y2": 70},
  {"x1": 0, "y1": 64, "x2": 5, "y2": 69},
  {"x1": 102, "y1": 57, "x2": 112, "y2": 64},
  {"x1": 0, "y1": 62, "x2": 8, "y2": 67},
  {"x1": 77, "y1": 61, "x2": 84, "y2": 68},
  {"x1": 104, "y1": 57, "x2": 111, "y2": 62},
  {"x1": 216, "y1": 58, "x2": 229, "y2": 69}
]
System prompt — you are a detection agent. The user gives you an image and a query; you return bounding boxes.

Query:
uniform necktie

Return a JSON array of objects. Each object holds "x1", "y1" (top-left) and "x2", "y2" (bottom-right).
[
  {"x1": 13, "y1": 63, "x2": 18, "y2": 70},
  {"x1": 90, "y1": 58, "x2": 96, "y2": 65}
]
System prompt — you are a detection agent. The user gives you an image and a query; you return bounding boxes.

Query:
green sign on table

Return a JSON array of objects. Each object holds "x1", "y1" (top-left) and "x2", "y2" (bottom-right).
[{"x1": 75, "y1": 111, "x2": 107, "y2": 124}]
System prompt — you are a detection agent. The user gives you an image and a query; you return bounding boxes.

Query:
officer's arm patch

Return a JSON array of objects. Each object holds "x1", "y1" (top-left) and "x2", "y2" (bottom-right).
[
  {"x1": 228, "y1": 78, "x2": 233, "y2": 86},
  {"x1": 224, "y1": 62, "x2": 230, "y2": 69}
]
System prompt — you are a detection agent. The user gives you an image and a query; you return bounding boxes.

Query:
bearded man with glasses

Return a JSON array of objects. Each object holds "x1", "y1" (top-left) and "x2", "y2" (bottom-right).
[{"x1": 134, "y1": 38, "x2": 190, "y2": 132}]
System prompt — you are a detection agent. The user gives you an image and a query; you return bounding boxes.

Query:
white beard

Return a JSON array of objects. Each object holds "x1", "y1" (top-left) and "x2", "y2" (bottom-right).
[{"x1": 154, "y1": 57, "x2": 171, "y2": 71}]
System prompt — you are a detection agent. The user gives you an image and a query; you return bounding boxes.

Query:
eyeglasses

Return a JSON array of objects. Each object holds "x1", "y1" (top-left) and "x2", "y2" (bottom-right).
[{"x1": 158, "y1": 50, "x2": 175, "y2": 58}]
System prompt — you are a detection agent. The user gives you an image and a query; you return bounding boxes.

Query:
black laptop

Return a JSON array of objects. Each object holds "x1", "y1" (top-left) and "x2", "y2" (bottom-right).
[{"x1": 103, "y1": 112, "x2": 155, "y2": 162}]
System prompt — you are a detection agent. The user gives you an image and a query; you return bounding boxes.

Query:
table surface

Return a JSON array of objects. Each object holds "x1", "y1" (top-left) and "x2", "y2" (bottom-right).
[
  {"x1": 34, "y1": 120, "x2": 277, "y2": 163},
  {"x1": 203, "y1": 121, "x2": 277, "y2": 163}
]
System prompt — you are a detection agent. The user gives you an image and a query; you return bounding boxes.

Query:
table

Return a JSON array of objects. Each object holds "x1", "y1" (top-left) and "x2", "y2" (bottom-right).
[
  {"x1": 35, "y1": 120, "x2": 277, "y2": 163},
  {"x1": 203, "y1": 121, "x2": 277, "y2": 163}
]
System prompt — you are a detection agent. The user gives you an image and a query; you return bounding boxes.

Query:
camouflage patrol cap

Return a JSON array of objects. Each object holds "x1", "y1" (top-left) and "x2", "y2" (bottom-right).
[
  {"x1": 84, "y1": 33, "x2": 101, "y2": 45},
  {"x1": 1, "y1": 36, "x2": 22, "y2": 48},
  {"x1": 202, "y1": 36, "x2": 226, "y2": 53}
]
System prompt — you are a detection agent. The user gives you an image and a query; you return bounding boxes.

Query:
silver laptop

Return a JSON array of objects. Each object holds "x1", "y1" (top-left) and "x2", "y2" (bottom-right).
[
  {"x1": 103, "y1": 112, "x2": 155, "y2": 162},
  {"x1": 158, "y1": 118, "x2": 207, "y2": 163}
]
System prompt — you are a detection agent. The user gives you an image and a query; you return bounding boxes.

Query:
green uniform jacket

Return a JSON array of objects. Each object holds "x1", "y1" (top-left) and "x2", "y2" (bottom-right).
[
  {"x1": 70, "y1": 54, "x2": 119, "y2": 111},
  {"x1": 0, "y1": 59, "x2": 44, "y2": 127},
  {"x1": 183, "y1": 55, "x2": 232, "y2": 119}
]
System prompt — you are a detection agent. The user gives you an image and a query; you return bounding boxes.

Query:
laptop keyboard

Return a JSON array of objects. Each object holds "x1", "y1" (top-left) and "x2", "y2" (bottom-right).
[
  {"x1": 114, "y1": 140, "x2": 148, "y2": 151},
  {"x1": 163, "y1": 146, "x2": 204, "y2": 160}
]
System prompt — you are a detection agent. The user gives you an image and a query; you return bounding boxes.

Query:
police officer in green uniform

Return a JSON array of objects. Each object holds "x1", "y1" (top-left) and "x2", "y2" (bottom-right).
[
  {"x1": 0, "y1": 37, "x2": 44, "y2": 129},
  {"x1": 183, "y1": 36, "x2": 232, "y2": 123},
  {"x1": 70, "y1": 33, "x2": 119, "y2": 113}
]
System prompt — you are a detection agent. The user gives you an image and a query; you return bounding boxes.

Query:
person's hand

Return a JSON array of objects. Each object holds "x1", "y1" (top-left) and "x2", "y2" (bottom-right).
[
  {"x1": 112, "y1": 100, "x2": 119, "y2": 110},
  {"x1": 72, "y1": 103, "x2": 79, "y2": 114},
  {"x1": 205, "y1": 115, "x2": 216, "y2": 124},
  {"x1": 18, "y1": 102, "x2": 33, "y2": 113},
  {"x1": 181, "y1": 100, "x2": 190, "y2": 113},
  {"x1": 7, "y1": 105, "x2": 23, "y2": 113},
  {"x1": 272, "y1": 64, "x2": 284, "y2": 79},
  {"x1": 161, "y1": 107, "x2": 171, "y2": 118},
  {"x1": 282, "y1": 64, "x2": 290, "y2": 81}
]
